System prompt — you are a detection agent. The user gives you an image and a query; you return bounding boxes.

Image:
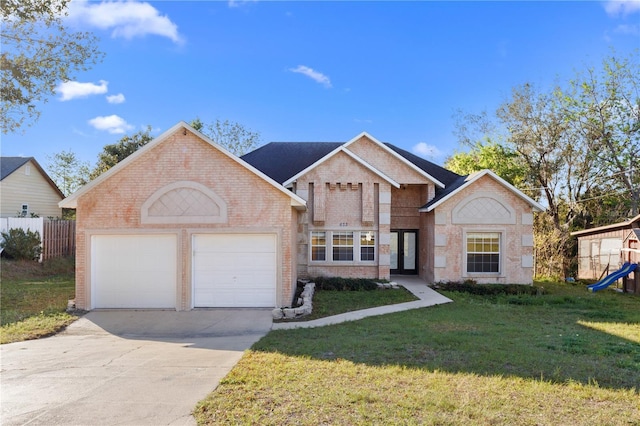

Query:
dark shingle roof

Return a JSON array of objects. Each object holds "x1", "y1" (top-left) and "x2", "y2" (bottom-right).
[
  {"x1": 1, "y1": 157, "x2": 32, "y2": 181},
  {"x1": 383, "y1": 143, "x2": 461, "y2": 187},
  {"x1": 241, "y1": 141, "x2": 467, "y2": 204},
  {"x1": 241, "y1": 142, "x2": 342, "y2": 184},
  {"x1": 381, "y1": 144, "x2": 469, "y2": 209}
]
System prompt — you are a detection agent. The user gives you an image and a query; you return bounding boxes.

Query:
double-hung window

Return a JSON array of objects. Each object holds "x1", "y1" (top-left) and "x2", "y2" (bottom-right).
[
  {"x1": 311, "y1": 231, "x2": 376, "y2": 263},
  {"x1": 311, "y1": 232, "x2": 326, "y2": 261},
  {"x1": 360, "y1": 231, "x2": 375, "y2": 261},
  {"x1": 332, "y1": 232, "x2": 354, "y2": 261},
  {"x1": 466, "y1": 232, "x2": 500, "y2": 273}
]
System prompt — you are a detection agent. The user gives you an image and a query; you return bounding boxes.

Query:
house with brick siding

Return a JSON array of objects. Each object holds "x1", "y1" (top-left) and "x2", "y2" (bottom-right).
[{"x1": 60, "y1": 122, "x2": 544, "y2": 311}]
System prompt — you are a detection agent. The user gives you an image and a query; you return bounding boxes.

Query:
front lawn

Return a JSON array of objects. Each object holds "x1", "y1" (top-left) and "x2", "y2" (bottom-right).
[
  {"x1": 0, "y1": 257, "x2": 77, "y2": 344},
  {"x1": 282, "y1": 285, "x2": 417, "y2": 321},
  {"x1": 195, "y1": 281, "x2": 640, "y2": 425}
]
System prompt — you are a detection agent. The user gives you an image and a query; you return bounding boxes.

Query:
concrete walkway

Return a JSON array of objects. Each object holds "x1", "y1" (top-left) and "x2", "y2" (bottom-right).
[{"x1": 272, "y1": 276, "x2": 452, "y2": 330}]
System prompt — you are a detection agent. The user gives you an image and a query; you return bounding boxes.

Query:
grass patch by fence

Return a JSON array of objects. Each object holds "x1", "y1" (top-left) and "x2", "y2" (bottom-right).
[{"x1": 1, "y1": 257, "x2": 77, "y2": 344}]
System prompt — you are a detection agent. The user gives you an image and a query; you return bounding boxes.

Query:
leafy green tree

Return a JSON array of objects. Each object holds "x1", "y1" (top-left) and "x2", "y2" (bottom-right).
[
  {"x1": 190, "y1": 118, "x2": 261, "y2": 156},
  {"x1": 46, "y1": 149, "x2": 90, "y2": 196},
  {"x1": 1, "y1": 0, "x2": 104, "y2": 134},
  {"x1": 445, "y1": 138, "x2": 528, "y2": 188},
  {"x1": 90, "y1": 126, "x2": 153, "y2": 179}
]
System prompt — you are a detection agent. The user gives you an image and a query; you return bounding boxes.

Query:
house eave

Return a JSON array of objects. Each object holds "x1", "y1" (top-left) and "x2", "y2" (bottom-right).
[
  {"x1": 344, "y1": 132, "x2": 446, "y2": 188},
  {"x1": 419, "y1": 169, "x2": 546, "y2": 213},
  {"x1": 59, "y1": 121, "x2": 308, "y2": 210},
  {"x1": 283, "y1": 146, "x2": 401, "y2": 189},
  {"x1": 570, "y1": 214, "x2": 640, "y2": 237}
]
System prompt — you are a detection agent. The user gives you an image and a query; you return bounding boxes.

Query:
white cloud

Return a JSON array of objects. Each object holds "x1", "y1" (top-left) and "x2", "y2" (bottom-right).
[
  {"x1": 603, "y1": 0, "x2": 640, "y2": 17},
  {"x1": 228, "y1": 0, "x2": 258, "y2": 8},
  {"x1": 289, "y1": 65, "x2": 332, "y2": 88},
  {"x1": 57, "y1": 80, "x2": 108, "y2": 101},
  {"x1": 106, "y1": 93, "x2": 126, "y2": 104},
  {"x1": 68, "y1": 1, "x2": 184, "y2": 44},
  {"x1": 412, "y1": 142, "x2": 443, "y2": 159},
  {"x1": 614, "y1": 23, "x2": 640, "y2": 35},
  {"x1": 88, "y1": 115, "x2": 134, "y2": 134}
]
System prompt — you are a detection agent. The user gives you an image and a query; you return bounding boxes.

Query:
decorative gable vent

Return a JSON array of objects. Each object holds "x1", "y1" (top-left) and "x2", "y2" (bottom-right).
[
  {"x1": 452, "y1": 192, "x2": 515, "y2": 224},
  {"x1": 141, "y1": 181, "x2": 228, "y2": 224}
]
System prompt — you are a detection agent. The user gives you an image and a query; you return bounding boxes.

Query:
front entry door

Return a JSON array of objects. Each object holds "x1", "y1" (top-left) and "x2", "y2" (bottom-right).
[{"x1": 390, "y1": 230, "x2": 418, "y2": 275}]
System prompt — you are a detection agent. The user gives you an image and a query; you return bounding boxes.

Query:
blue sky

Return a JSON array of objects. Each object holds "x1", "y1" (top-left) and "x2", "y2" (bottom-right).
[{"x1": 2, "y1": 0, "x2": 639, "y2": 170}]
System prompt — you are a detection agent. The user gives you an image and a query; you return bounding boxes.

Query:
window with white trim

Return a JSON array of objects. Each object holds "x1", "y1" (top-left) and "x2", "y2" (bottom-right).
[
  {"x1": 466, "y1": 232, "x2": 500, "y2": 273},
  {"x1": 333, "y1": 231, "x2": 354, "y2": 261},
  {"x1": 21, "y1": 204, "x2": 29, "y2": 217},
  {"x1": 360, "y1": 231, "x2": 375, "y2": 261},
  {"x1": 311, "y1": 231, "x2": 326, "y2": 261},
  {"x1": 310, "y1": 231, "x2": 376, "y2": 263}
]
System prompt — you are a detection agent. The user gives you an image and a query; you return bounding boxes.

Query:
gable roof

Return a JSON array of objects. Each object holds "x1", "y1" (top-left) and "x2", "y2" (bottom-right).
[
  {"x1": 279, "y1": 145, "x2": 401, "y2": 188},
  {"x1": 59, "y1": 122, "x2": 307, "y2": 210},
  {"x1": 1, "y1": 157, "x2": 32, "y2": 180},
  {"x1": 419, "y1": 169, "x2": 546, "y2": 213},
  {"x1": 344, "y1": 132, "x2": 446, "y2": 188},
  {"x1": 571, "y1": 214, "x2": 640, "y2": 237},
  {"x1": 241, "y1": 142, "x2": 342, "y2": 184},
  {"x1": 383, "y1": 143, "x2": 462, "y2": 188},
  {"x1": 1, "y1": 156, "x2": 65, "y2": 199},
  {"x1": 242, "y1": 132, "x2": 455, "y2": 189}
]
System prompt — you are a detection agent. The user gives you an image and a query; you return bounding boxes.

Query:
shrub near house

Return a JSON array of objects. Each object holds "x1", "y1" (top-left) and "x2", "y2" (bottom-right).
[{"x1": 1, "y1": 228, "x2": 42, "y2": 260}]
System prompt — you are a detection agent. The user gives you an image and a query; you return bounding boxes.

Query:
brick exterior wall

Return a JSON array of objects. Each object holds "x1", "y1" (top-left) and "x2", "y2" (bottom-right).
[
  {"x1": 295, "y1": 151, "x2": 385, "y2": 279},
  {"x1": 431, "y1": 174, "x2": 536, "y2": 284},
  {"x1": 293, "y1": 136, "x2": 442, "y2": 281},
  {"x1": 76, "y1": 130, "x2": 540, "y2": 306},
  {"x1": 75, "y1": 127, "x2": 298, "y2": 310}
]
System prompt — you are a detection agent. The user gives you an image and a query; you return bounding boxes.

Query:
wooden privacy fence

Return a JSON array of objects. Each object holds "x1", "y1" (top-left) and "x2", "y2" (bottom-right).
[
  {"x1": 0, "y1": 218, "x2": 75, "y2": 260},
  {"x1": 42, "y1": 220, "x2": 76, "y2": 260}
]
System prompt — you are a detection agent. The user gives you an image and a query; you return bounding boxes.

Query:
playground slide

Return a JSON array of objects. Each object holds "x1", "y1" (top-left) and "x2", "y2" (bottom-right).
[{"x1": 587, "y1": 262, "x2": 638, "y2": 292}]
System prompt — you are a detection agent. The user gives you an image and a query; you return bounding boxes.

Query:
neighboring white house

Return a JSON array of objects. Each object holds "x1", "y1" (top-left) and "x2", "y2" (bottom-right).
[{"x1": 0, "y1": 157, "x2": 64, "y2": 219}]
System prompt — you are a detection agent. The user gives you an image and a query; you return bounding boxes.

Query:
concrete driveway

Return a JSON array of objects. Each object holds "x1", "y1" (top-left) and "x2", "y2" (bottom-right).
[{"x1": 0, "y1": 309, "x2": 273, "y2": 426}]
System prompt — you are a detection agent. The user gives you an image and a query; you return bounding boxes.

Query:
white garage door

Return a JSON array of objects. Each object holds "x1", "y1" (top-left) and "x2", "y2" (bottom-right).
[
  {"x1": 91, "y1": 234, "x2": 177, "y2": 309},
  {"x1": 193, "y1": 234, "x2": 276, "y2": 308}
]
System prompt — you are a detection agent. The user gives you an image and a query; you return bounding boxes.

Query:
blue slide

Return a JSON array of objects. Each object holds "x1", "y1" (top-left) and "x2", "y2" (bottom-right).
[{"x1": 587, "y1": 262, "x2": 638, "y2": 292}]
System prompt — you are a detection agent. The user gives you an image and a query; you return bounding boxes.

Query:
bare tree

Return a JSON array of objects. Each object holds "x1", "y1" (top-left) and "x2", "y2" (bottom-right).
[{"x1": 190, "y1": 118, "x2": 261, "y2": 156}]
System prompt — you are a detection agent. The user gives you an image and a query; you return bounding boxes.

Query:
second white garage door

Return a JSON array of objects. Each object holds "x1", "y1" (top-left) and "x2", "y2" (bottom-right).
[
  {"x1": 91, "y1": 234, "x2": 177, "y2": 309},
  {"x1": 192, "y1": 234, "x2": 277, "y2": 307}
]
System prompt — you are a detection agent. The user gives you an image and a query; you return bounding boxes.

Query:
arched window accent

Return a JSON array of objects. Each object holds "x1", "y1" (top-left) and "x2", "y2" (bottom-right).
[
  {"x1": 141, "y1": 181, "x2": 228, "y2": 224},
  {"x1": 452, "y1": 192, "x2": 515, "y2": 224}
]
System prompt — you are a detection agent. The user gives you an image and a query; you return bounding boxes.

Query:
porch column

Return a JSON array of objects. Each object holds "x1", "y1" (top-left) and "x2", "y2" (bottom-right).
[{"x1": 378, "y1": 184, "x2": 391, "y2": 279}]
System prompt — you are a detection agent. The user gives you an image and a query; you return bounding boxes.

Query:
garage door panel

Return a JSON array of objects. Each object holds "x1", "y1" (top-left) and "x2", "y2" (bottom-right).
[
  {"x1": 92, "y1": 235, "x2": 177, "y2": 309},
  {"x1": 197, "y1": 253, "x2": 275, "y2": 271},
  {"x1": 195, "y1": 234, "x2": 275, "y2": 253},
  {"x1": 196, "y1": 288, "x2": 274, "y2": 307},
  {"x1": 193, "y1": 234, "x2": 276, "y2": 308}
]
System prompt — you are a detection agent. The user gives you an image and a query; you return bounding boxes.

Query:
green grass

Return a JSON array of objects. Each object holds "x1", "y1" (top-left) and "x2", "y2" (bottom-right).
[
  {"x1": 1, "y1": 257, "x2": 77, "y2": 344},
  {"x1": 195, "y1": 282, "x2": 640, "y2": 425},
  {"x1": 278, "y1": 286, "x2": 417, "y2": 322}
]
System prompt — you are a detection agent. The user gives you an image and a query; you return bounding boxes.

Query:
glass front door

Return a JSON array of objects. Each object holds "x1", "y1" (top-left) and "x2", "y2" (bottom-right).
[{"x1": 390, "y1": 230, "x2": 418, "y2": 275}]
